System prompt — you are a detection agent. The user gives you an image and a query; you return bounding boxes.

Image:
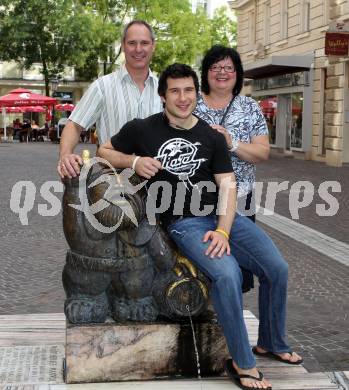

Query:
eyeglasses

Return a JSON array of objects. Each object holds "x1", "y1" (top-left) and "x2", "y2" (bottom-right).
[{"x1": 209, "y1": 65, "x2": 236, "y2": 73}]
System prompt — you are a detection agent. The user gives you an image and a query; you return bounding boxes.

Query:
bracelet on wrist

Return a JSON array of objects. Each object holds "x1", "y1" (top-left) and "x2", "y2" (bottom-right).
[
  {"x1": 215, "y1": 228, "x2": 229, "y2": 240},
  {"x1": 132, "y1": 156, "x2": 141, "y2": 170},
  {"x1": 228, "y1": 139, "x2": 239, "y2": 152}
]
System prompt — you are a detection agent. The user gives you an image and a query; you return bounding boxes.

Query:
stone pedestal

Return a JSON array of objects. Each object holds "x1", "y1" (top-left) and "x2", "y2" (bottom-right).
[{"x1": 65, "y1": 317, "x2": 228, "y2": 383}]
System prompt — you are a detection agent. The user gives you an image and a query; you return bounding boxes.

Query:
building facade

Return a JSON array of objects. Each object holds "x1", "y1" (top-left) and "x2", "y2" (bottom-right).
[
  {"x1": 0, "y1": 61, "x2": 91, "y2": 128},
  {"x1": 230, "y1": 0, "x2": 349, "y2": 166},
  {"x1": 0, "y1": 61, "x2": 89, "y2": 104}
]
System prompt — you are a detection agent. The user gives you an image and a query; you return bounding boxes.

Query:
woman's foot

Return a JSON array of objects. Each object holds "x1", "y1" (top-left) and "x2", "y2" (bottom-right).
[
  {"x1": 232, "y1": 360, "x2": 272, "y2": 389},
  {"x1": 253, "y1": 346, "x2": 303, "y2": 364}
]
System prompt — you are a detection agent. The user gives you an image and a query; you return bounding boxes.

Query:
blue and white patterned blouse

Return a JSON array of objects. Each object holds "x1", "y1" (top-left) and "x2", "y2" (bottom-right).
[{"x1": 194, "y1": 94, "x2": 268, "y2": 195}]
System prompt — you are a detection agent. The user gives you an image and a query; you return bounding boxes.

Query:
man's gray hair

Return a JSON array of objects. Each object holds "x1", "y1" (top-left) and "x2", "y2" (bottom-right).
[{"x1": 122, "y1": 20, "x2": 156, "y2": 42}]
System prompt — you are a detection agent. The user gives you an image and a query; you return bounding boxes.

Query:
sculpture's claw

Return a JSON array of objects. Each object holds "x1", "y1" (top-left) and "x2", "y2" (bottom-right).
[
  {"x1": 110, "y1": 296, "x2": 158, "y2": 322},
  {"x1": 65, "y1": 295, "x2": 109, "y2": 324}
]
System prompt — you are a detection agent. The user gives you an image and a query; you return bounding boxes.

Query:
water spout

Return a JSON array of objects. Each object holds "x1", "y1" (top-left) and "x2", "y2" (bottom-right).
[{"x1": 186, "y1": 304, "x2": 202, "y2": 381}]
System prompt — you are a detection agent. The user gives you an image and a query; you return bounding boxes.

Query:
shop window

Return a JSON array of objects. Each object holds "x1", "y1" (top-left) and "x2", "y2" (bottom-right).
[
  {"x1": 290, "y1": 93, "x2": 303, "y2": 149},
  {"x1": 256, "y1": 95, "x2": 277, "y2": 145}
]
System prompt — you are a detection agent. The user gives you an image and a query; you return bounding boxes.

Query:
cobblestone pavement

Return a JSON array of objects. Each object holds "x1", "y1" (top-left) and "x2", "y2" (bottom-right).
[
  {"x1": 0, "y1": 143, "x2": 348, "y2": 374},
  {"x1": 243, "y1": 224, "x2": 349, "y2": 373},
  {"x1": 249, "y1": 154, "x2": 349, "y2": 372},
  {"x1": 0, "y1": 143, "x2": 96, "y2": 315},
  {"x1": 255, "y1": 154, "x2": 349, "y2": 244}
]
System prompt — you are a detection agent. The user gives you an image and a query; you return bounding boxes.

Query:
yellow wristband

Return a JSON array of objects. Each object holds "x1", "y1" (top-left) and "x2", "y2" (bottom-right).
[
  {"x1": 215, "y1": 228, "x2": 229, "y2": 240},
  {"x1": 132, "y1": 156, "x2": 141, "y2": 170}
]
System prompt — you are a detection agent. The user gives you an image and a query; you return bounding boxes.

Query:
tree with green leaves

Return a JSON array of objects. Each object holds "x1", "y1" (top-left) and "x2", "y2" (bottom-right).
[
  {"x1": 75, "y1": 0, "x2": 129, "y2": 77},
  {"x1": 0, "y1": 0, "x2": 117, "y2": 95},
  {"x1": 76, "y1": 0, "x2": 216, "y2": 74},
  {"x1": 209, "y1": 6, "x2": 237, "y2": 48},
  {"x1": 0, "y1": 0, "x2": 237, "y2": 88},
  {"x1": 136, "y1": 2, "x2": 238, "y2": 70},
  {"x1": 129, "y1": 0, "x2": 213, "y2": 73}
]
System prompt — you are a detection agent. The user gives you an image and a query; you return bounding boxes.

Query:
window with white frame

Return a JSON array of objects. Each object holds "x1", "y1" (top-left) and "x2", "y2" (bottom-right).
[
  {"x1": 323, "y1": 0, "x2": 330, "y2": 25},
  {"x1": 300, "y1": 0, "x2": 310, "y2": 32},
  {"x1": 264, "y1": 1, "x2": 271, "y2": 45},
  {"x1": 248, "y1": 9, "x2": 256, "y2": 49},
  {"x1": 281, "y1": 0, "x2": 288, "y2": 39}
]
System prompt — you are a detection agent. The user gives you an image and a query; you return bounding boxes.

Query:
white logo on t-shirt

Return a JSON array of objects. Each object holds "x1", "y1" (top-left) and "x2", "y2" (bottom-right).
[{"x1": 154, "y1": 138, "x2": 206, "y2": 188}]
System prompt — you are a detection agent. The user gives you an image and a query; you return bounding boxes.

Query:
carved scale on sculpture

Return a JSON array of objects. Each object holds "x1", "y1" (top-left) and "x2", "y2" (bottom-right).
[{"x1": 62, "y1": 150, "x2": 210, "y2": 324}]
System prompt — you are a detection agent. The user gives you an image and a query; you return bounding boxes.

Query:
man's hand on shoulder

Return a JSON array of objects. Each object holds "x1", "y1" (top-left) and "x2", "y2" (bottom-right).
[
  {"x1": 134, "y1": 156, "x2": 162, "y2": 179},
  {"x1": 203, "y1": 230, "x2": 231, "y2": 259},
  {"x1": 58, "y1": 153, "x2": 83, "y2": 179}
]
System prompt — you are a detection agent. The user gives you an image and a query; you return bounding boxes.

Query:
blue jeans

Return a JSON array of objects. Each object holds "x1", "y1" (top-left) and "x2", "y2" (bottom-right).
[{"x1": 168, "y1": 214, "x2": 291, "y2": 369}]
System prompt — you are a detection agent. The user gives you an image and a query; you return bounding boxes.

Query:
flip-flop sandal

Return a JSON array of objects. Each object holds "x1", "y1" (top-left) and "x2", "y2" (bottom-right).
[
  {"x1": 224, "y1": 358, "x2": 272, "y2": 390},
  {"x1": 252, "y1": 346, "x2": 303, "y2": 365}
]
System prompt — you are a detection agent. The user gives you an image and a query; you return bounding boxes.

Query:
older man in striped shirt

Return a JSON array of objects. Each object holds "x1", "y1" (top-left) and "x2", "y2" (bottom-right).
[{"x1": 58, "y1": 20, "x2": 163, "y2": 179}]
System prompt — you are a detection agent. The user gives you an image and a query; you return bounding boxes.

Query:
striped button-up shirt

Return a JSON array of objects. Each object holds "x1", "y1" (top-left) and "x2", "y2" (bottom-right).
[{"x1": 69, "y1": 65, "x2": 163, "y2": 143}]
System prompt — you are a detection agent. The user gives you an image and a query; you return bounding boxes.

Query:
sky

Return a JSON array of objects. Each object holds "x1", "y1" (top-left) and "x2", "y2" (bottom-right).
[{"x1": 192, "y1": 0, "x2": 232, "y2": 18}]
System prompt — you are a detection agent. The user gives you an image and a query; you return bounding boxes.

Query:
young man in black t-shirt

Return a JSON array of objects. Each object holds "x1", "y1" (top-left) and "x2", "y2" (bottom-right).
[
  {"x1": 99, "y1": 64, "x2": 302, "y2": 390},
  {"x1": 104, "y1": 94, "x2": 234, "y2": 228}
]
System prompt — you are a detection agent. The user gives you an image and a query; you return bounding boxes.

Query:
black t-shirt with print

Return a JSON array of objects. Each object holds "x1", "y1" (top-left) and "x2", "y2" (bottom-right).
[{"x1": 110, "y1": 113, "x2": 233, "y2": 227}]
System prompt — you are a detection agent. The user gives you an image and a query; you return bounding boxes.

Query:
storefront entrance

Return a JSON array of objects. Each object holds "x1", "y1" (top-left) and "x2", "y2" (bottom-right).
[
  {"x1": 252, "y1": 72, "x2": 308, "y2": 153},
  {"x1": 255, "y1": 92, "x2": 303, "y2": 150}
]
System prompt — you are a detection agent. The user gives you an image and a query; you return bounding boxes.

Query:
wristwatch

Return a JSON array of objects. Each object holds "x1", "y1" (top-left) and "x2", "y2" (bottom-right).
[{"x1": 229, "y1": 139, "x2": 239, "y2": 152}]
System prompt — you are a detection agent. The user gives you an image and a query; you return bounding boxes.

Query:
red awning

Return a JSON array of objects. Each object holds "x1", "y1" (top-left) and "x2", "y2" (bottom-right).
[
  {"x1": 5, "y1": 106, "x2": 26, "y2": 113},
  {"x1": 0, "y1": 88, "x2": 57, "y2": 107},
  {"x1": 24, "y1": 106, "x2": 46, "y2": 113},
  {"x1": 55, "y1": 103, "x2": 75, "y2": 112}
]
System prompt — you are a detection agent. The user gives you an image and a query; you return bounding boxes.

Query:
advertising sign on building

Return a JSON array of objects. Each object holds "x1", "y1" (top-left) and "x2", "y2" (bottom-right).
[
  {"x1": 325, "y1": 21, "x2": 349, "y2": 56},
  {"x1": 325, "y1": 33, "x2": 349, "y2": 55},
  {"x1": 52, "y1": 91, "x2": 73, "y2": 101}
]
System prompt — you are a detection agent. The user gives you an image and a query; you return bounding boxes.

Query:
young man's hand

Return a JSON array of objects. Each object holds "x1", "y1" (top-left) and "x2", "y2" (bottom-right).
[
  {"x1": 203, "y1": 230, "x2": 231, "y2": 259},
  {"x1": 135, "y1": 157, "x2": 162, "y2": 179}
]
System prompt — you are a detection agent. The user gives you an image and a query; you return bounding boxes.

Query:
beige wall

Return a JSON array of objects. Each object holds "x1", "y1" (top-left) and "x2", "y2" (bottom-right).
[
  {"x1": 236, "y1": 0, "x2": 328, "y2": 59},
  {"x1": 0, "y1": 62, "x2": 75, "y2": 80},
  {"x1": 0, "y1": 62, "x2": 22, "y2": 79},
  {"x1": 232, "y1": 0, "x2": 349, "y2": 166}
]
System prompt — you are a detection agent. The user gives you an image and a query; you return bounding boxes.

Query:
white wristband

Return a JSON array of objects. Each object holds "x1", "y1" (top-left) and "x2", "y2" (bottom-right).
[
  {"x1": 132, "y1": 156, "x2": 141, "y2": 171},
  {"x1": 229, "y1": 139, "x2": 239, "y2": 152}
]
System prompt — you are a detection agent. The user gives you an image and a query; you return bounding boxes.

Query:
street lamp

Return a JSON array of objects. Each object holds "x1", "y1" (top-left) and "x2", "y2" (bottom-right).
[
  {"x1": 50, "y1": 78, "x2": 59, "y2": 141},
  {"x1": 50, "y1": 78, "x2": 59, "y2": 94}
]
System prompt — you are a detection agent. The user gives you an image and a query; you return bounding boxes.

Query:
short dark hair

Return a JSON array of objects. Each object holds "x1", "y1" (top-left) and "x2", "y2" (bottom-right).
[
  {"x1": 158, "y1": 63, "x2": 199, "y2": 97},
  {"x1": 201, "y1": 45, "x2": 244, "y2": 96},
  {"x1": 122, "y1": 20, "x2": 155, "y2": 42}
]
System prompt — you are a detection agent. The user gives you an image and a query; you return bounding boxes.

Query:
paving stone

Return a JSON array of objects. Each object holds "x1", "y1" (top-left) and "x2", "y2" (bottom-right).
[
  {"x1": 0, "y1": 143, "x2": 348, "y2": 374},
  {"x1": 0, "y1": 345, "x2": 64, "y2": 384},
  {"x1": 247, "y1": 156, "x2": 349, "y2": 373},
  {"x1": 256, "y1": 154, "x2": 349, "y2": 244}
]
